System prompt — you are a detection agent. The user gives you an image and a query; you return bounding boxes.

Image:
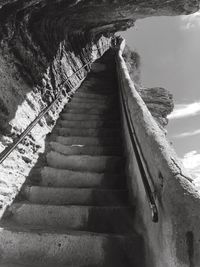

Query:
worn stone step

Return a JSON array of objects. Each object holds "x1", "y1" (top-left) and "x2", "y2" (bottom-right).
[
  {"x1": 75, "y1": 91, "x2": 117, "y2": 100},
  {"x1": 0, "y1": 264, "x2": 44, "y2": 267},
  {"x1": 46, "y1": 152, "x2": 123, "y2": 172},
  {"x1": 61, "y1": 113, "x2": 119, "y2": 121},
  {"x1": 57, "y1": 119, "x2": 119, "y2": 129},
  {"x1": 0, "y1": 228, "x2": 142, "y2": 267},
  {"x1": 0, "y1": 264, "x2": 76, "y2": 267},
  {"x1": 0, "y1": 263, "x2": 67, "y2": 267},
  {"x1": 63, "y1": 107, "x2": 118, "y2": 116},
  {"x1": 79, "y1": 88, "x2": 117, "y2": 95},
  {"x1": 5, "y1": 204, "x2": 134, "y2": 234},
  {"x1": 31, "y1": 167, "x2": 125, "y2": 189},
  {"x1": 22, "y1": 186, "x2": 128, "y2": 206},
  {"x1": 71, "y1": 96, "x2": 116, "y2": 104},
  {"x1": 51, "y1": 135, "x2": 120, "y2": 146},
  {"x1": 50, "y1": 142, "x2": 121, "y2": 156},
  {"x1": 53, "y1": 127, "x2": 120, "y2": 137},
  {"x1": 67, "y1": 101, "x2": 113, "y2": 109}
]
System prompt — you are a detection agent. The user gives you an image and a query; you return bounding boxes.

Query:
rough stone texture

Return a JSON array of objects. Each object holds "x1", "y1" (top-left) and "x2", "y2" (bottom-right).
[
  {"x1": 117, "y1": 40, "x2": 200, "y2": 267},
  {"x1": 123, "y1": 45, "x2": 174, "y2": 128},
  {"x1": 138, "y1": 87, "x2": 174, "y2": 128}
]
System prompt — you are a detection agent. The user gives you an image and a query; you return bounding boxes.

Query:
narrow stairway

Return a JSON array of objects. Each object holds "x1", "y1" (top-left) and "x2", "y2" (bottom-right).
[{"x1": 0, "y1": 51, "x2": 144, "y2": 267}]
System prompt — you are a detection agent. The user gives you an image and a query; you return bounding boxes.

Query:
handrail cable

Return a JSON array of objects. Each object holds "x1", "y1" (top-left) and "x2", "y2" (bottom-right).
[
  {"x1": 0, "y1": 44, "x2": 110, "y2": 165},
  {"x1": 117, "y1": 59, "x2": 158, "y2": 223}
]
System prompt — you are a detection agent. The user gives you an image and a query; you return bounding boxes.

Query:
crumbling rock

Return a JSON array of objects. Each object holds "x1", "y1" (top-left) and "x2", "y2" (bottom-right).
[
  {"x1": 123, "y1": 45, "x2": 174, "y2": 128},
  {"x1": 138, "y1": 87, "x2": 174, "y2": 128}
]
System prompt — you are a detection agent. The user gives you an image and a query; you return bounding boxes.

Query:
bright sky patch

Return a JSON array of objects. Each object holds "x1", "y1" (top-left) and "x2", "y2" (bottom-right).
[{"x1": 168, "y1": 101, "x2": 200, "y2": 120}]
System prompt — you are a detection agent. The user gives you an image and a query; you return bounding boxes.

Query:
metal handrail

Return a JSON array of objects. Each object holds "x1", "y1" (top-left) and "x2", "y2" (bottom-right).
[
  {"x1": 116, "y1": 57, "x2": 158, "y2": 223},
  {"x1": 0, "y1": 44, "x2": 110, "y2": 164}
]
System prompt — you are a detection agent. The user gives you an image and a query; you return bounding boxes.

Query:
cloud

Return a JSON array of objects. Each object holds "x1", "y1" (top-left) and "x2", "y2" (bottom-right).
[
  {"x1": 173, "y1": 128, "x2": 200, "y2": 138},
  {"x1": 167, "y1": 101, "x2": 200, "y2": 120},
  {"x1": 181, "y1": 11, "x2": 200, "y2": 30},
  {"x1": 182, "y1": 150, "x2": 200, "y2": 179}
]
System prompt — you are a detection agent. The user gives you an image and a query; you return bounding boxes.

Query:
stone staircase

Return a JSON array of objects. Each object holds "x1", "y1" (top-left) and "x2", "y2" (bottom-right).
[{"x1": 0, "y1": 52, "x2": 145, "y2": 267}]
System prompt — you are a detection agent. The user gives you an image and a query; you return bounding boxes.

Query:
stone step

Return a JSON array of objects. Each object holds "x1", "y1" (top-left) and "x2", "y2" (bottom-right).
[
  {"x1": 67, "y1": 101, "x2": 113, "y2": 109},
  {"x1": 0, "y1": 228, "x2": 142, "y2": 267},
  {"x1": 57, "y1": 119, "x2": 119, "y2": 129},
  {"x1": 51, "y1": 136, "x2": 120, "y2": 146},
  {"x1": 5, "y1": 204, "x2": 134, "y2": 234},
  {"x1": 63, "y1": 107, "x2": 119, "y2": 116},
  {"x1": 0, "y1": 264, "x2": 79, "y2": 267},
  {"x1": 53, "y1": 127, "x2": 120, "y2": 137},
  {"x1": 75, "y1": 91, "x2": 117, "y2": 100},
  {"x1": 0, "y1": 263, "x2": 66, "y2": 267},
  {"x1": 46, "y1": 152, "x2": 123, "y2": 172},
  {"x1": 49, "y1": 142, "x2": 121, "y2": 156},
  {"x1": 71, "y1": 96, "x2": 116, "y2": 104},
  {"x1": 22, "y1": 187, "x2": 128, "y2": 206},
  {"x1": 61, "y1": 113, "x2": 119, "y2": 121},
  {"x1": 79, "y1": 88, "x2": 116, "y2": 95},
  {"x1": 30, "y1": 167, "x2": 125, "y2": 189},
  {"x1": 0, "y1": 264, "x2": 44, "y2": 267}
]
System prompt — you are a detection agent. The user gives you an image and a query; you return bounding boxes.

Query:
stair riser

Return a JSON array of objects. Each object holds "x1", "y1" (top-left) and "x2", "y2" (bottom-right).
[
  {"x1": 50, "y1": 142, "x2": 121, "y2": 156},
  {"x1": 61, "y1": 113, "x2": 119, "y2": 121},
  {"x1": 68, "y1": 102, "x2": 113, "y2": 109},
  {"x1": 46, "y1": 152, "x2": 123, "y2": 173},
  {"x1": 78, "y1": 88, "x2": 116, "y2": 95},
  {"x1": 53, "y1": 127, "x2": 120, "y2": 137},
  {"x1": 23, "y1": 187, "x2": 128, "y2": 206},
  {"x1": 57, "y1": 120, "x2": 119, "y2": 129},
  {"x1": 6, "y1": 204, "x2": 134, "y2": 233},
  {"x1": 52, "y1": 136, "x2": 120, "y2": 146},
  {"x1": 63, "y1": 108, "x2": 117, "y2": 115},
  {"x1": 75, "y1": 92, "x2": 116, "y2": 100},
  {"x1": 38, "y1": 167, "x2": 125, "y2": 188},
  {"x1": 0, "y1": 230, "x2": 138, "y2": 267},
  {"x1": 71, "y1": 97, "x2": 116, "y2": 104}
]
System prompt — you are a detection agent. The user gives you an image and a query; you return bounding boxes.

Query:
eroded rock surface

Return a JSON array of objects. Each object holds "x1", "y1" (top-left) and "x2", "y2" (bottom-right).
[{"x1": 123, "y1": 45, "x2": 174, "y2": 128}]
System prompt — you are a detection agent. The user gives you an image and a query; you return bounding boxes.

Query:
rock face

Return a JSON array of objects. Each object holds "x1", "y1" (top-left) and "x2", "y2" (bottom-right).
[
  {"x1": 123, "y1": 45, "x2": 174, "y2": 128},
  {"x1": 0, "y1": 0, "x2": 198, "y2": 210},
  {"x1": 138, "y1": 87, "x2": 174, "y2": 128}
]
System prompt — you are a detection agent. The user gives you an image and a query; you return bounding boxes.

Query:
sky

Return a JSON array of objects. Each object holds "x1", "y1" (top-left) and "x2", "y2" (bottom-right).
[{"x1": 119, "y1": 12, "x2": 200, "y2": 179}]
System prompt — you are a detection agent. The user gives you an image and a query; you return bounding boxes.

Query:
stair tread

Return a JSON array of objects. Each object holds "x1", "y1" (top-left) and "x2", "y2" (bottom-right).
[
  {"x1": 61, "y1": 114, "x2": 120, "y2": 121},
  {"x1": 40, "y1": 166, "x2": 123, "y2": 177},
  {"x1": 50, "y1": 136, "x2": 121, "y2": 147},
  {"x1": 22, "y1": 186, "x2": 128, "y2": 206},
  {"x1": 60, "y1": 118, "x2": 119, "y2": 122},
  {"x1": 46, "y1": 151, "x2": 124, "y2": 172},
  {"x1": 53, "y1": 127, "x2": 121, "y2": 138},
  {"x1": 71, "y1": 97, "x2": 117, "y2": 103},
  {"x1": 49, "y1": 142, "x2": 122, "y2": 156},
  {"x1": 55, "y1": 122, "x2": 120, "y2": 126},
  {"x1": 50, "y1": 142, "x2": 121, "y2": 148},
  {"x1": 30, "y1": 166, "x2": 125, "y2": 189},
  {"x1": 24, "y1": 186, "x2": 128, "y2": 192},
  {"x1": 0, "y1": 225, "x2": 136, "y2": 238},
  {"x1": 0, "y1": 227, "x2": 139, "y2": 266},
  {"x1": 60, "y1": 117, "x2": 120, "y2": 122},
  {"x1": 3, "y1": 202, "x2": 135, "y2": 234}
]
